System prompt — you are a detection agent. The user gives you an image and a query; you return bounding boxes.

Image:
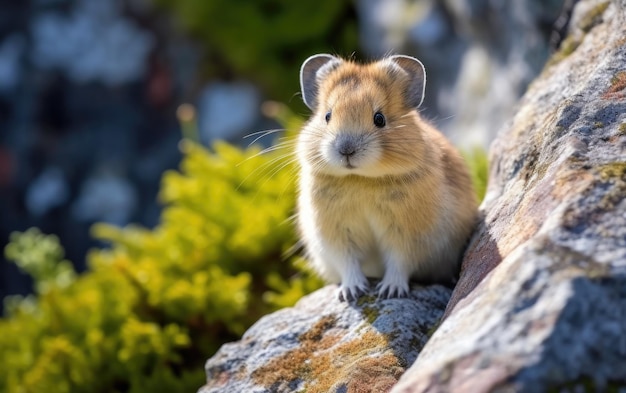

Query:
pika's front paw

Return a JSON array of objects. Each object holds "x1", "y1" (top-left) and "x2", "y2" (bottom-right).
[
  {"x1": 338, "y1": 281, "x2": 369, "y2": 302},
  {"x1": 376, "y1": 280, "x2": 410, "y2": 299},
  {"x1": 337, "y1": 265, "x2": 369, "y2": 302}
]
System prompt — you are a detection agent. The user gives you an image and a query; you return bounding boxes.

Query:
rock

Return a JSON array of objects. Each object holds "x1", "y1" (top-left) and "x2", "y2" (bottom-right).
[
  {"x1": 198, "y1": 284, "x2": 451, "y2": 393},
  {"x1": 392, "y1": 0, "x2": 626, "y2": 391}
]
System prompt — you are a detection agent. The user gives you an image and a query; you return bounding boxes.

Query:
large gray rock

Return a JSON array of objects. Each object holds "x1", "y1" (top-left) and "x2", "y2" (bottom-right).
[
  {"x1": 198, "y1": 285, "x2": 451, "y2": 393},
  {"x1": 392, "y1": 0, "x2": 626, "y2": 391}
]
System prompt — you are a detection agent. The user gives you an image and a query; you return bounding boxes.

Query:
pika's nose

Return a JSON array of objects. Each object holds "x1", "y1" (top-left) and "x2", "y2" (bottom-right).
[{"x1": 335, "y1": 136, "x2": 358, "y2": 157}]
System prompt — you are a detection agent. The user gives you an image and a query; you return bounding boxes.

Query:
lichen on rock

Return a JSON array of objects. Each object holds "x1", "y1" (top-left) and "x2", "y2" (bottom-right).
[{"x1": 198, "y1": 285, "x2": 451, "y2": 393}]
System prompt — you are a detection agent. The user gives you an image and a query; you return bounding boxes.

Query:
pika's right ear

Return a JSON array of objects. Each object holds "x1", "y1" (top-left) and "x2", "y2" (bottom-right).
[
  {"x1": 387, "y1": 55, "x2": 426, "y2": 108},
  {"x1": 300, "y1": 54, "x2": 342, "y2": 110}
]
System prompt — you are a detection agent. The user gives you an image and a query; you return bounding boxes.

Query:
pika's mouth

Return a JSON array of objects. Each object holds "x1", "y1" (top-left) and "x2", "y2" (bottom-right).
[{"x1": 342, "y1": 158, "x2": 356, "y2": 169}]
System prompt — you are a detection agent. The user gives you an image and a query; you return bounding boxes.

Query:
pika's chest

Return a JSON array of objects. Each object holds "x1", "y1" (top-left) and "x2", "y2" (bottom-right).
[{"x1": 311, "y1": 179, "x2": 409, "y2": 214}]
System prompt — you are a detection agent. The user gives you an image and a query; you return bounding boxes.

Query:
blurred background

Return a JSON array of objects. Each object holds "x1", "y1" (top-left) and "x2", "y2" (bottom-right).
[{"x1": 1, "y1": 0, "x2": 569, "y2": 304}]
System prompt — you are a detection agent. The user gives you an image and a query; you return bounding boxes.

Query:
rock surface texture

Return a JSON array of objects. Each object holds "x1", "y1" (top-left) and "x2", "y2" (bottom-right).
[
  {"x1": 198, "y1": 285, "x2": 451, "y2": 393},
  {"x1": 393, "y1": 0, "x2": 626, "y2": 391},
  {"x1": 200, "y1": 0, "x2": 626, "y2": 391}
]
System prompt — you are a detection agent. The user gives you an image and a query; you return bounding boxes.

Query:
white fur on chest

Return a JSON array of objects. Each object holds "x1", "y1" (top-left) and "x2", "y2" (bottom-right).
[{"x1": 299, "y1": 173, "x2": 430, "y2": 279}]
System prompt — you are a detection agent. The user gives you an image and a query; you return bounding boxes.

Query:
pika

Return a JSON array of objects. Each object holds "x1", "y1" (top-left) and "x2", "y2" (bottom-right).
[{"x1": 296, "y1": 54, "x2": 478, "y2": 301}]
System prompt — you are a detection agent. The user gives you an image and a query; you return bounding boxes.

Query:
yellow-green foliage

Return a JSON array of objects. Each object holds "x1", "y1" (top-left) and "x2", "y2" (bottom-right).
[
  {"x1": 463, "y1": 148, "x2": 489, "y2": 203},
  {"x1": 4, "y1": 229, "x2": 76, "y2": 295},
  {"x1": 1, "y1": 134, "x2": 323, "y2": 392}
]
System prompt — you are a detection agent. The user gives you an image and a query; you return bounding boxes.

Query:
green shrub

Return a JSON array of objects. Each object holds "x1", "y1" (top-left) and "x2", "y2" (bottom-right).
[
  {"x1": 1, "y1": 120, "x2": 323, "y2": 392},
  {"x1": 463, "y1": 147, "x2": 489, "y2": 203}
]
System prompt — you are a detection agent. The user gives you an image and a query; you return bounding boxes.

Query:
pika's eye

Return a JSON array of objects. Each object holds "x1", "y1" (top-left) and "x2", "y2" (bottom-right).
[
  {"x1": 325, "y1": 111, "x2": 331, "y2": 123},
  {"x1": 373, "y1": 112, "x2": 386, "y2": 128}
]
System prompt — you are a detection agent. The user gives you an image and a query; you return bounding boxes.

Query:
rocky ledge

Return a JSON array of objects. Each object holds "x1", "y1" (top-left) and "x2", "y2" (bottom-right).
[
  {"x1": 199, "y1": 285, "x2": 451, "y2": 393},
  {"x1": 199, "y1": 0, "x2": 626, "y2": 391}
]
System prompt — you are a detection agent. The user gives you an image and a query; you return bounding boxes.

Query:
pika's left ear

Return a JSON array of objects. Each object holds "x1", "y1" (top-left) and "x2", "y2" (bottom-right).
[
  {"x1": 300, "y1": 54, "x2": 342, "y2": 111},
  {"x1": 387, "y1": 55, "x2": 426, "y2": 108}
]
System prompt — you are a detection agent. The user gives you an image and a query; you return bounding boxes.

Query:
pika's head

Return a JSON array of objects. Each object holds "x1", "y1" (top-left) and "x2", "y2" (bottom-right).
[{"x1": 298, "y1": 54, "x2": 428, "y2": 178}]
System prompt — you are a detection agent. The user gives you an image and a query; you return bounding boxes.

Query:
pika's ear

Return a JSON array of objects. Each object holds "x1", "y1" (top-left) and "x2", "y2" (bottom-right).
[
  {"x1": 387, "y1": 55, "x2": 426, "y2": 108},
  {"x1": 300, "y1": 54, "x2": 342, "y2": 110}
]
